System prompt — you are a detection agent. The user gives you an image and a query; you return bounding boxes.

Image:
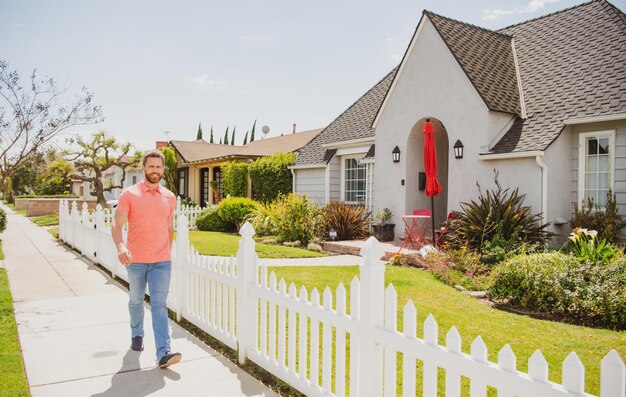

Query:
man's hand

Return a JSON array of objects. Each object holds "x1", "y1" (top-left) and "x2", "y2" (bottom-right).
[{"x1": 117, "y1": 244, "x2": 133, "y2": 266}]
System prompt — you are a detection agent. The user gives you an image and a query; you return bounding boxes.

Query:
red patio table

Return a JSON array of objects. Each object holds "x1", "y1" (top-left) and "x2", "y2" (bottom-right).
[{"x1": 398, "y1": 214, "x2": 430, "y2": 252}]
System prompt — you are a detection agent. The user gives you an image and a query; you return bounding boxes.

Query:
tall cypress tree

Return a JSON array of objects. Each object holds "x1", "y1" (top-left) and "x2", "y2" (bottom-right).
[
  {"x1": 219, "y1": 138, "x2": 222, "y2": 144},
  {"x1": 231, "y1": 126, "x2": 236, "y2": 145},
  {"x1": 250, "y1": 119, "x2": 256, "y2": 142},
  {"x1": 223, "y1": 126, "x2": 229, "y2": 145},
  {"x1": 243, "y1": 131, "x2": 249, "y2": 145},
  {"x1": 197, "y1": 122, "x2": 203, "y2": 140},
  {"x1": 209, "y1": 126, "x2": 214, "y2": 143}
]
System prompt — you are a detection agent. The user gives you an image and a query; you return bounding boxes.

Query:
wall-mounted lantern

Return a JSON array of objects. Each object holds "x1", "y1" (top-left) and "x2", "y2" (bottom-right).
[
  {"x1": 392, "y1": 146, "x2": 401, "y2": 163},
  {"x1": 453, "y1": 140, "x2": 464, "y2": 159}
]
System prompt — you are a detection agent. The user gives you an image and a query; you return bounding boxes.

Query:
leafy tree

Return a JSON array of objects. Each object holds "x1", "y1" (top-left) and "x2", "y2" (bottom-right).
[
  {"x1": 0, "y1": 60, "x2": 103, "y2": 195},
  {"x1": 67, "y1": 131, "x2": 140, "y2": 206},
  {"x1": 209, "y1": 126, "x2": 214, "y2": 143},
  {"x1": 243, "y1": 131, "x2": 249, "y2": 145},
  {"x1": 197, "y1": 122, "x2": 203, "y2": 140},
  {"x1": 11, "y1": 152, "x2": 45, "y2": 194},
  {"x1": 231, "y1": 126, "x2": 236, "y2": 145},
  {"x1": 161, "y1": 146, "x2": 178, "y2": 196},
  {"x1": 250, "y1": 119, "x2": 256, "y2": 142},
  {"x1": 36, "y1": 158, "x2": 74, "y2": 195},
  {"x1": 223, "y1": 126, "x2": 229, "y2": 145}
]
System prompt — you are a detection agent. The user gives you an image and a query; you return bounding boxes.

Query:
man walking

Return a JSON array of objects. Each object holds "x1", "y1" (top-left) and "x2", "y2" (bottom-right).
[{"x1": 111, "y1": 150, "x2": 182, "y2": 368}]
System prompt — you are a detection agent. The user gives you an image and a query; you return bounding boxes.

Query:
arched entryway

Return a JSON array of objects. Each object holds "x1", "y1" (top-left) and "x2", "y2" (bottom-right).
[{"x1": 404, "y1": 117, "x2": 449, "y2": 231}]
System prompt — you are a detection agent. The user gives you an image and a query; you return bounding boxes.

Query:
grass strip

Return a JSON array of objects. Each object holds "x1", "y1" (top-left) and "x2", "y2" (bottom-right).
[{"x1": 0, "y1": 269, "x2": 30, "y2": 396}]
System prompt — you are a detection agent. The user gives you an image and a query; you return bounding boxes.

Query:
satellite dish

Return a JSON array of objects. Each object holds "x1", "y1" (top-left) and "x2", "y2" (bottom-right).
[{"x1": 261, "y1": 125, "x2": 270, "y2": 136}]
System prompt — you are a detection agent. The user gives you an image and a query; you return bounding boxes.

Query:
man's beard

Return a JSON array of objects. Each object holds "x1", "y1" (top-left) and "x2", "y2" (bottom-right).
[{"x1": 144, "y1": 171, "x2": 163, "y2": 184}]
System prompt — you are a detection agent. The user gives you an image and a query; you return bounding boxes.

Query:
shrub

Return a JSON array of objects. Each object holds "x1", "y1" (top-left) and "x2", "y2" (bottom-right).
[
  {"x1": 389, "y1": 253, "x2": 411, "y2": 267},
  {"x1": 571, "y1": 190, "x2": 626, "y2": 244},
  {"x1": 322, "y1": 201, "x2": 371, "y2": 241},
  {"x1": 489, "y1": 253, "x2": 626, "y2": 329},
  {"x1": 248, "y1": 152, "x2": 296, "y2": 203},
  {"x1": 447, "y1": 170, "x2": 551, "y2": 260},
  {"x1": 196, "y1": 206, "x2": 229, "y2": 232},
  {"x1": 0, "y1": 207, "x2": 6, "y2": 233},
  {"x1": 250, "y1": 193, "x2": 322, "y2": 244},
  {"x1": 373, "y1": 208, "x2": 393, "y2": 224},
  {"x1": 421, "y1": 248, "x2": 491, "y2": 291},
  {"x1": 221, "y1": 161, "x2": 249, "y2": 198},
  {"x1": 217, "y1": 197, "x2": 259, "y2": 231}
]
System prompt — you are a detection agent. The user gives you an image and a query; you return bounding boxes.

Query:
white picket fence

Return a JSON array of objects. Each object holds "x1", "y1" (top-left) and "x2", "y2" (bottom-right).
[
  {"x1": 58, "y1": 200, "x2": 625, "y2": 397},
  {"x1": 175, "y1": 197, "x2": 203, "y2": 230}
]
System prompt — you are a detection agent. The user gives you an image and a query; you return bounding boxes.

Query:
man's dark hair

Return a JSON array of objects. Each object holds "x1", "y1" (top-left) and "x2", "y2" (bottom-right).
[{"x1": 142, "y1": 150, "x2": 165, "y2": 166}]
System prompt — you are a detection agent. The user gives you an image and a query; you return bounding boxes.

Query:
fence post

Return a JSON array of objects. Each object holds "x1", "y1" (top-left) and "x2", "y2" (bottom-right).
[
  {"x1": 175, "y1": 214, "x2": 189, "y2": 322},
  {"x1": 94, "y1": 204, "x2": 104, "y2": 264},
  {"x1": 70, "y1": 201, "x2": 79, "y2": 248},
  {"x1": 236, "y1": 221, "x2": 257, "y2": 364},
  {"x1": 358, "y1": 236, "x2": 386, "y2": 397},
  {"x1": 80, "y1": 202, "x2": 90, "y2": 256},
  {"x1": 58, "y1": 200, "x2": 65, "y2": 241}
]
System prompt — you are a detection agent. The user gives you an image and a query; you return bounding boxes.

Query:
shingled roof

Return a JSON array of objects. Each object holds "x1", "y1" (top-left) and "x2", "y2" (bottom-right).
[
  {"x1": 491, "y1": 0, "x2": 626, "y2": 153},
  {"x1": 172, "y1": 129, "x2": 321, "y2": 164},
  {"x1": 425, "y1": 11, "x2": 521, "y2": 115},
  {"x1": 294, "y1": 67, "x2": 398, "y2": 166}
]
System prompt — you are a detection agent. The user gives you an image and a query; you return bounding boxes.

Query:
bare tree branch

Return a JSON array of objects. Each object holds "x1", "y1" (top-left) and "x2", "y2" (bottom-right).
[{"x1": 0, "y1": 60, "x2": 103, "y2": 193}]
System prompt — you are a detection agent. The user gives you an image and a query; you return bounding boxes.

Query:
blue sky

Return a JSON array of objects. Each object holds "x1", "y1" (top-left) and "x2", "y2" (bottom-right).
[{"x1": 1, "y1": 0, "x2": 624, "y2": 150}]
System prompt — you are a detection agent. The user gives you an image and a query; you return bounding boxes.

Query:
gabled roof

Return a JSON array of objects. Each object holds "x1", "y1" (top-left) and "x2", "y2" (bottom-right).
[
  {"x1": 425, "y1": 11, "x2": 521, "y2": 115},
  {"x1": 294, "y1": 67, "x2": 398, "y2": 166},
  {"x1": 491, "y1": 0, "x2": 626, "y2": 153},
  {"x1": 171, "y1": 128, "x2": 321, "y2": 164}
]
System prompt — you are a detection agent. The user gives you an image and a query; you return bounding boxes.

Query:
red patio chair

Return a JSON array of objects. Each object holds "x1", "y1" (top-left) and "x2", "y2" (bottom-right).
[{"x1": 434, "y1": 212, "x2": 455, "y2": 248}]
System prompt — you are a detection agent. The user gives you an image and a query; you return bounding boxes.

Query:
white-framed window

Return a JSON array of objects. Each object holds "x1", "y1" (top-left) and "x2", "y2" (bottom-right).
[
  {"x1": 578, "y1": 130, "x2": 615, "y2": 208},
  {"x1": 341, "y1": 156, "x2": 367, "y2": 203}
]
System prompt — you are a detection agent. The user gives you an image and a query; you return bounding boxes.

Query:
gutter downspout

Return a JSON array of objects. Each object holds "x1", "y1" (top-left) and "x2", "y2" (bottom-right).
[
  {"x1": 325, "y1": 165, "x2": 330, "y2": 203},
  {"x1": 535, "y1": 154, "x2": 548, "y2": 226},
  {"x1": 291, "y1": 169, "x2": 296, "y2": 194}
]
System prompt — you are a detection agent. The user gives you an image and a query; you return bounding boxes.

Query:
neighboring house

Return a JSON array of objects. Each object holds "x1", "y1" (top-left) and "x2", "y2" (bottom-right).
[
  {"x1": 292, "y1": 0, "x2": 626, "y2": 241},
  {"x1": 70, "y1": 155, "x2": 145, "y2": 201},
  {"x1": 170, "y1": 128, "x2": 321, "y2": 207}
]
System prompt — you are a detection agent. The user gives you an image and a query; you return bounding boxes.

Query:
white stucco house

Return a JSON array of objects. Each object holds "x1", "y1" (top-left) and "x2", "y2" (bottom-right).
[{"x1": 291, "y1": 0, "x2": 626, "y2": 241}]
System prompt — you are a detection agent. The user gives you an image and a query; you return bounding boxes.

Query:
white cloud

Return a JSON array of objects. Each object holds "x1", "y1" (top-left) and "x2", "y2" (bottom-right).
[
  {"x1": 189, "y1": 74, "x2": 226, "y2": 87},
  {"x1": 521, "y1": 0, "x2": 563, "y2": 13},
  {"x1": 482, "y1": 8, "x2": 514, "y2": 21}
]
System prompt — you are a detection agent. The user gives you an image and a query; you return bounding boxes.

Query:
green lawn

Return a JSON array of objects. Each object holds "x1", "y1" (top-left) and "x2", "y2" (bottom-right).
[
  {"x1": 0, "y1": 269, "x2": 30, "y2": 396},
  {"x1": 189, "y1": 230, "x2": 325, "y2": 259},
  {"x1": 0, "y1": 240, "x2": 4, "y2": 260},
  {"x1": 268, "y1": 265, "x2": 626, "y2": 396},
  {"x1": 29, "y1": 214, "x2": 58, "y2": 227}
]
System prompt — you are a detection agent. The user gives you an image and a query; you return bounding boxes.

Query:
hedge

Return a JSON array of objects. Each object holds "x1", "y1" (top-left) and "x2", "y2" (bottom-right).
[
  {"x1": 248, "y1": 152, "x2": 295, "y2": 203},
  {"x1": 221, "y1": 161, "x2": 249, "y2": 198}
]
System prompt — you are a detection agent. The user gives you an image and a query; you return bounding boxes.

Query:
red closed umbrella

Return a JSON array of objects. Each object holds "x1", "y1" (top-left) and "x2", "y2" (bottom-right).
[{"x1": 423, "y1": 118, "x2": 441, "y2": 244}]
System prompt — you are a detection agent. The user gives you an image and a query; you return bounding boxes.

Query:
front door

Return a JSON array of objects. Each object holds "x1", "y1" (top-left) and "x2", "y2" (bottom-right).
[{"x1": 200, "y1": 168, "x2": 209, "y2": 207}]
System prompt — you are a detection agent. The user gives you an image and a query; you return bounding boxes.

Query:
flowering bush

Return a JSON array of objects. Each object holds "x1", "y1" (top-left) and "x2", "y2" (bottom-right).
[
  {"x1": 489, "y1": 252, "x2": 626, "y2": 329},
  {"x1": 567, "y1": 227, "x2": 621, "y2": 263}
]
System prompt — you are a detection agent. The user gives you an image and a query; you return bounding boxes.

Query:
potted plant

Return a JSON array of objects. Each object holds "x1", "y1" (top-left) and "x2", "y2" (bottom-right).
[
  {"x1": 372, "y1": 208, "x2": 395, "y2": 242},
  {"x1": 209, "y1": 180, "x2": 221, "y2": 204}
]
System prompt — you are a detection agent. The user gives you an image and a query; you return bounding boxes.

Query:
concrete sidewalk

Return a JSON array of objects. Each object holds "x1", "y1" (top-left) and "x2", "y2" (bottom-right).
[{"x1": 0, "y1": 204, "x2": 277, "y2": 397}]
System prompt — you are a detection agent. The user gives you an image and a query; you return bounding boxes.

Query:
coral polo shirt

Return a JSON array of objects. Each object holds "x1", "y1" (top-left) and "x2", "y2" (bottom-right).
[{"x1": 116, "y1": 181, "x2": 176, "y2": 264}]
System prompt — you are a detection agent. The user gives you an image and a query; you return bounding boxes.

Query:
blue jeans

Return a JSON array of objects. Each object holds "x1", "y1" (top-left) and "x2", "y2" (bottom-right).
[{"x1": 127, "y1": 261, "x2": 172, "y2": 361}]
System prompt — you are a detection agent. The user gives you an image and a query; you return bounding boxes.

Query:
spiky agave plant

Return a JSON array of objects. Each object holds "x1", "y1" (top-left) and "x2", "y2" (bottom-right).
[
  {"x1": 447, "y1": 171, "x2": 552, "y2": 253},
  {"x1": 323, "y1": 201, "x2": 371, "y2": 241}
]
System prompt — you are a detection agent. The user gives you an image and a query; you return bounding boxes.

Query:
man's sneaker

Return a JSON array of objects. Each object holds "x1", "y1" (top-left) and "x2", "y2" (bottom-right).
[
  {"x1": 131, "y1": 336, "x2": 144, "y2": 351},
  {"x1": 158, "y1": 351, "x2": 182, "y2": 368}
]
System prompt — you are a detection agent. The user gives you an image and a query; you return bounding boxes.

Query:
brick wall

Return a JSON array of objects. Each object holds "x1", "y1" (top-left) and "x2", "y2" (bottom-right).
[{"x1": 15, "y1": 198, "x2": 99, "y2": 217}]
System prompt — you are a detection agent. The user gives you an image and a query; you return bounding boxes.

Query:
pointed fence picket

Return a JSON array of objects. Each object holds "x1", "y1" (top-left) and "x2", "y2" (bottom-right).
[{"x1": 58, "y1": 199, "x2": 626, "y2": 397}]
